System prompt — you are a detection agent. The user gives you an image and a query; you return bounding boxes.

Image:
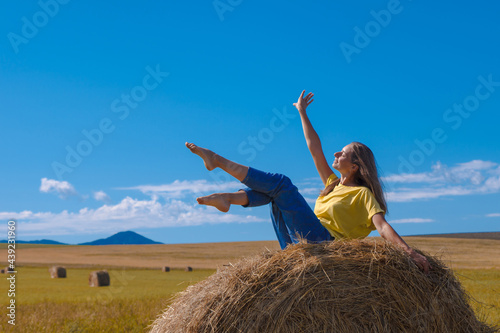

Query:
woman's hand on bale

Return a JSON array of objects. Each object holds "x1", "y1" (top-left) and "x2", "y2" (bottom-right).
[
  {"x1": 293, "y1": 90, "x2": 314, "y2": 114},
  {"x1": 409, "y1": 250, "x2": 431, "y2": 274}
]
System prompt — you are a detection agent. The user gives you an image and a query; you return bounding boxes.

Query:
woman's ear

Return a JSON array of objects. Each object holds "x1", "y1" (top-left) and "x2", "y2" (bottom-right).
[{"x1": 352, "y1": 164, "x2": 359, "y2": 172}]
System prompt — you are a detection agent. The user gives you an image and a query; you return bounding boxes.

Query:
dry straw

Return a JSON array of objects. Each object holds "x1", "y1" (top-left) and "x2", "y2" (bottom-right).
[
  {"x1": 150, "y1": 239, "x2": 497, "y2": 333},
  {"x1": 89, "y1": 270, "x2": 110, "y2": 287},
  {"x1": 49, "y1": 266, "x2": 66, "y2": 278}
]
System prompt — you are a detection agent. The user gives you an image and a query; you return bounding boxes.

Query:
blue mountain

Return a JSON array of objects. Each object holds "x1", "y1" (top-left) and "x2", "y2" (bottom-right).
[
  {"x1": 78, "y1": 231, "x2": 163, "y2": 245},
  {"x1": 0, "y1": 239, "x2": 67, "y2": 245}
]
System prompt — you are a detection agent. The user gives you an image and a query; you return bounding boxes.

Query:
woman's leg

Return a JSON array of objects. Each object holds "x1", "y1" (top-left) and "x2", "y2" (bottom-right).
[
  {"x1": 196, "y1": 191, "x2": 249, "y2": 212},
  {"x1": 186, "y1": 142, "x2": 248, "y2": 182},
  {"x1": 187, "y1": 142, "x2": 331, "y2": 249},
  {"x1": 197, "y1": 189, "x2": 273, "y2": 212}
]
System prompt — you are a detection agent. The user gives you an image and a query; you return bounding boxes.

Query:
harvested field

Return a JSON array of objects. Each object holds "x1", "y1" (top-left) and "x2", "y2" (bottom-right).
[
  {"x1": 0, "y1": 238, "x2": 498, "y2": 332},
  {"x1": 9, "y1": 237, "x2": 499, "y2": 270}
]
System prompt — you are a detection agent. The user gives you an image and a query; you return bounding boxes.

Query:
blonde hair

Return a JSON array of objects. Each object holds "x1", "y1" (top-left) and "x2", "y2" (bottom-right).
[{"x1": 319, "y1": 142, "x2": 387, "y2": 214}]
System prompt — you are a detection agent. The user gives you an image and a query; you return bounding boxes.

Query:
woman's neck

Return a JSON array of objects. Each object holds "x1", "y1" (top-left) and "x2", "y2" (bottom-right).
[{"x1": 339, "y1": 174, "x2": 358, "y2": 187}]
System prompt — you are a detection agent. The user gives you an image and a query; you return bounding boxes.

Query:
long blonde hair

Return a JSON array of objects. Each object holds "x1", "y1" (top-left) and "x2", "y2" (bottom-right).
[{"x1": 319, "y1": 142, "x2": 387, "y2": 214}]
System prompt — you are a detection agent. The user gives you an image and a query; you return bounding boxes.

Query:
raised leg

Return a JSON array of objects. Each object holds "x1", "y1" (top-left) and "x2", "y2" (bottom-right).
[
  {"x1": 197, "y1": 191, "x2": 249, "y2": 212},
  {"x1": 186, "y1": 142, "x2": 332, "y2": 249},
  {"x1": 186, "y1": 142, "x2": 248, "y2": 182}
]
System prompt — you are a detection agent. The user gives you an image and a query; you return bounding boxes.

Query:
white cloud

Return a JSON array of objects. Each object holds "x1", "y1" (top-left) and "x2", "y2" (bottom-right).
[
  {"x1": 383, "y1": 160, "x2": 498, "y2": 185},
  {"x1": 382, "y1": 173, "x2": 439, "y2": 184},
  {"x1": 486, "y1": 213, "x2": 500, "y2": 218},
  {"x1": 93, "y1": 191, "x2": 111, "y2": 203},
  {"x1": 383, "y1": 160, "x2": 500, "y2": 202},
  {"x1": 118, "y1": 179, "x2": 242, "y2": 198},
  {"x1": 39, "y1": 178, "x2": 78, "y2": 199},
  {"x1": 389, "y1": 218, "x2": 434, "y2": 224},
  {"x1": 303, "y1": 197, "x2": 318, "y2": 205},
  {"x1": 0, "y1": 196, "x2": 265, "y2": 237},
  {"x1": 385, "y1": 185, "x2": 473, "y2": 202},
  {"x1": 298, "y1": 187, "x2": 322, "y2": 195}
]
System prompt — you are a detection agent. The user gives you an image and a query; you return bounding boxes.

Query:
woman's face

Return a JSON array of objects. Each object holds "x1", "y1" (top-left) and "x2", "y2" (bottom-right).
[{"x1": 332, "y1": 145, "x2": 356, "y2": 173}]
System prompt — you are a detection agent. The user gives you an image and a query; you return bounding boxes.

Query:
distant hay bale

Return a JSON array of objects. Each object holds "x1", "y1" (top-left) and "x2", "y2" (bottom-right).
[
  {"x1": 150, "y1": 239, "x2": 497, "y2": 333},
  {"x1": 89, "y1": 270, "x2": 110, "y2": 287},
  {"x1": 184, "y1": 267, "x2": 193, "y2": 272},
  {"x1": 49, "y1": 266, "x2": 66, "y2": 278},
  {"x1": 162, "y1": 267, "x2": 170, "y2": 272},
  {"x1": 0, "y1": 269, "x2": 5, "y2": 274}
]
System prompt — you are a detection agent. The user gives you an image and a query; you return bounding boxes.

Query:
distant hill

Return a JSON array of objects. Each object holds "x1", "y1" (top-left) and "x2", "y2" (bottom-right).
[
  {"x1": 406, "y1": 232, "x2": 500, "y2": 241},
  {"x1": 78, "y1": 231, "x2": 163, "y2": 245},
  {"x1": 0, "y1": 239, "x2": 67, "y2": 245}
]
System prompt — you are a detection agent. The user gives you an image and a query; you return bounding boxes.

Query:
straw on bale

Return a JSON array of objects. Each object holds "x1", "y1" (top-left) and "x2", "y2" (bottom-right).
[
  {"x1": 162, "y1": 267, "x2": 171, "y2": 272},
  {"x1": 185, "y1": 267, "x2": 193, "y2": 272},
  {"x1": 89, "y1": 270, "x2": 110, "y2": 287},
  {"x1": 49, "y1": 266, "x2": 66, "y2": 278},
  {"x1": 150, "y1": 239, "x2": 497, "y2": 333}
]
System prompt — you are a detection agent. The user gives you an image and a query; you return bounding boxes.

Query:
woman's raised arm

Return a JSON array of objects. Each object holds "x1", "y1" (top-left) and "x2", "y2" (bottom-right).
[{"x1": 294, "y1": 90, "x2": 334, "y2": 186}]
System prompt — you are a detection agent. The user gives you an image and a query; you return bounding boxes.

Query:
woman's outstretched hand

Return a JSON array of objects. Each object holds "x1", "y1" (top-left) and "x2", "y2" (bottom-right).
[
  {"x1": 293, "y1": 90, "x2": 314, "y2": 113},
  {"x1": 409, "y1": 250, "x2": 431, "y2": 274}
]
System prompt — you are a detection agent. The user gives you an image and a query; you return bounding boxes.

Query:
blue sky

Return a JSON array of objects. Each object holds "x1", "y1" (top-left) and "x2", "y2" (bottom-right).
[{"x1": 1, "y1": 0, "x2": 499, "y2": 244}]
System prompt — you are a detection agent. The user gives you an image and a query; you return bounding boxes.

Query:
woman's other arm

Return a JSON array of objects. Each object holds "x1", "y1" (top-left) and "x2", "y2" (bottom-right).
[
  {"x1": 372, "y1": 213, "x2": 431, "y2": 274},
  {"x1": 294, "y1": 90, "x2": 334, "y2": 186}
]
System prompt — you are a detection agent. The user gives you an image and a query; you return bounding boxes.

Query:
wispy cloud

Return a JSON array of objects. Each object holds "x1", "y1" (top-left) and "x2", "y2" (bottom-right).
[
  {"x1": 39, "y1": 178, "x2": 79, "y2": 199},
  {"x1": 303, "y1": 197, "x2": 318, "y2": 205},
  {"x1": 93, "y1": 191, "x2": 111, "y2": 203},
  {"x1": 384, "y1": 160, "x2": 500, "y2": 202},
  {"x1": 389, "y1": 218, "x2": 434, "y2": 224},
  {"x1": 118, "y1": 179, "x2": 242, "y2": 198},
  {"x1": 383, "y1": 160, "x2": 498, "y2": 184},
  {"x1": 486, "y1": 213, "x2": 500, "y2": 218},
  {"x1": 0, "y1": 196, "x2": 264, "y2": 237}
]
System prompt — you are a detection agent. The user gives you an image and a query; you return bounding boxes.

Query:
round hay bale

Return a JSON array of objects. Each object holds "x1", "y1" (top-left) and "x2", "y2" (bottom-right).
[
  {"x1": 89, "y1": 270, "x2": 110, "y2": 287},
  {"x1": 0, "y1": 269, "x2": 5, "y2": 274},
  {"x1": 5, "y1": 267, "x2": 14, "y2": 273},
  {"x1": 184, "y1": 266, "x2": 193, "y2": 272},
  {"x1": 49, "y1": 266, "x2": 67, "y2": 278},
  {"x1": 162, "y1": 267, "x2": 171, "y2": 272},
  {"x1": 150, "y1": 239, "x2": 497, "y2": 333}
]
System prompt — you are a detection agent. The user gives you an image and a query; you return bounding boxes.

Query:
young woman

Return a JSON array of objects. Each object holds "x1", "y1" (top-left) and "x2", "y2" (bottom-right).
[{"x1": 186, "y1": 90, "x2": 431, "y2": 273}]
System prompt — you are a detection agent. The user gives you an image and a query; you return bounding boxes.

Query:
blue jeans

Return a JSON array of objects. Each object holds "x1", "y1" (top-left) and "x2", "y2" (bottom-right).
[{"x1": 241, "y1": 167, "x2": 332, "y2": 249}]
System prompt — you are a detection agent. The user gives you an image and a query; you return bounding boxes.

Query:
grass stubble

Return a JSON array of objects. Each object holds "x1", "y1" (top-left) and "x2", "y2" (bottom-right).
[{"x1": 0, "y1": 237, "x2": 498, "y2": 332}]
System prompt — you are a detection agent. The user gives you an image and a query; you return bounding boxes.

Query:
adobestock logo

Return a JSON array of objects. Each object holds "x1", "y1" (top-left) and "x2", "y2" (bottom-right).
[
  {"x1": 398, "y1": 74, "x2": 499, "y2": 174},
  {"x1": 51, "y1": 65, "x2": 169, "y2": 180},
  {"x1": 7, "y1": 0, "x2": 71, "y2": 54},
  {"x1": 340, "y1": 0, "x2": 412, "y2": 64},
  {"x1": 237, "y1": 107, "x2": 297, "y2": 162},
  {"x1": 213, "y1": 0, "x2": 243, "y2": 21},
  {"x1": 210, "y1": 106, "x2": 297, "y2": 185}
]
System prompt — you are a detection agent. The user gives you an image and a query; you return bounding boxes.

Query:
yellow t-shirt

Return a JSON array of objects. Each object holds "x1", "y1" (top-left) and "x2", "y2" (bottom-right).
[{"x1": 314, "y1": 173, "x2": 385, "y2": 240}]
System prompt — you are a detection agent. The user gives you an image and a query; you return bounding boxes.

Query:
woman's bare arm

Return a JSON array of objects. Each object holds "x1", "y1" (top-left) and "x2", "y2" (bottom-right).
[
  {"x1": 372, "y1": 213, "x2": 431, "y2": 274},
  {"x1": 294, "y1": 90, "x2": 334, "y2": 185}
]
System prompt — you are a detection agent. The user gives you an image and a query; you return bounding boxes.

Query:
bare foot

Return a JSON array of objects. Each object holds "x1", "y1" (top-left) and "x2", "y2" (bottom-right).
[
  {"x1": 197, "y1": 194, "x2": 230, "y2": 213},
  {"x1": 185, "y1": 142, "x2": 218, "y2": 171}
]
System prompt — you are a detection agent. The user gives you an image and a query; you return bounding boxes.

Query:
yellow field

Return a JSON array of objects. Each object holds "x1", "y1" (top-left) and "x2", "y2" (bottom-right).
[
  {"x1": 0, "y1": 237, "x2": 498, "y2": 332},
  {"x1": 8, "y1": 236, "x2": 499, "y2": 270},
  {"x1": 0, "y1": 267, "x2": 215, "y2": 332}
]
